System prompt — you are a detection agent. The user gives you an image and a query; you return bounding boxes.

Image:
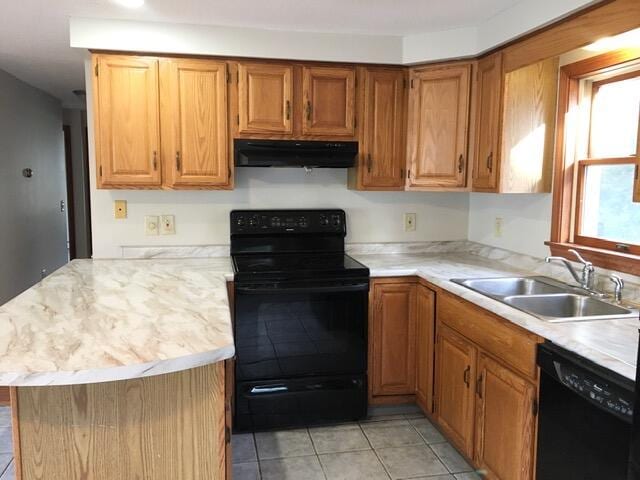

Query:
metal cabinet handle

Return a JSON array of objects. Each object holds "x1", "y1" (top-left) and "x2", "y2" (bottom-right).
[
  {"x1": 476, "y1": 373, "x2": 484, "y2": 398},
  {"x1": 152, "y1": 151, "x2": 157, "y2": 170},
  {"x1": 486, "y1": 152, "x2": 493, "y2": 173},
  {"x1": 458, "y1": 154, "x2": 464, "y2": 174},
  {"x1": 285, "y1": 100, "x2": 291, "y2": 120},
  {"x1": 306, "y1": 101, "x2": 312, "y2": 121},
  {"x1": 463, "y1": 365, "x2": 470, "y2": 387},
  {"x1": 176, "y1": 151, "x2": 181, "y2": 171},
  {"x1": 400, "y1": 168, "x2": 404, "y2": 180},
  {"x1": 367, "y1": 154, "x2": 372, "y2": 173}
]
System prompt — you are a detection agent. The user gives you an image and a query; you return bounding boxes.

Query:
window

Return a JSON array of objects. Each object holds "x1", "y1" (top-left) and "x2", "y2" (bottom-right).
[{"x1": 549, "y1": 48, "x2": 640, "y2": 274}]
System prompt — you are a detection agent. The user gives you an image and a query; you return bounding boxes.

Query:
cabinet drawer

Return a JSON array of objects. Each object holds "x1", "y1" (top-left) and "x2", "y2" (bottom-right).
[{"x1": 437, "y1": 291, "x2": 540, "y2": 379}]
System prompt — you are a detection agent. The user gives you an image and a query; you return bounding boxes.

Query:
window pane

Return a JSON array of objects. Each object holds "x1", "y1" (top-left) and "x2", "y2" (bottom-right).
[
  {"x1": 580, "y1": 163, "x2": 640, "y2": 244},
  {"x1": 589, "y1": 75, "x2": 640, "y2": 158}
]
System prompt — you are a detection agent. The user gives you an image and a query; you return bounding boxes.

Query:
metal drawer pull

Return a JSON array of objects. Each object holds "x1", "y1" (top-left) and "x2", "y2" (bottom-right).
[
  {"x1": 306, "y1": 101, "x2": 312, "y2": 121},
  {"x1": 463, "y1": 365, "x2": 470, "y2": 387},
  {"x1": 476, "y1": 373, "x2": 484, "y2": 398},
  {"x1": 486, "y1": 152, "x2": 493, "y2": 172},
  {"x1": 285, "y1": 100, "x2": 291, "y2": 120},
  {"x1": 458, "y1": 154, "x2": 464, "y2": 173}
]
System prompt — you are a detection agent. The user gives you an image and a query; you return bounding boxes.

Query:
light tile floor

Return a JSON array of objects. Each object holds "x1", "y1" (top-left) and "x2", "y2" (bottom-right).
[
  {"x1": 0, "y1": 406, "x2": 14, "y2": 480},
  {"x1": 233, "y1": 405, "x2": 484, "y2": 480},
  {"x1": 0, "y1": 404, "x2": 483, "y2": 480}
]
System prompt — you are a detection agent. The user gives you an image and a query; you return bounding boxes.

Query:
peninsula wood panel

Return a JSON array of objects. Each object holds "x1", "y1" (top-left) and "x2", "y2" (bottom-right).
[
  {"x1": 162, "y1": 58, "x2": 230, "y2": 188},
  {"x1": 415, "y1": 284, "x2": 436, "y2": 414},
  {"x1": 407, "y1": 64, "x2": 471, "y2": 189},
  {"x1": 435, "y1": 323, "x2": 476, "y2": 458},
  {"x1": 14, "y1": 363, "x2": 227, "y2": 480},
  {"x1": 475, "y1": 354, "x2": 537, "y2": 480},
  {"x1": 353, "y1": 67, "x2": 406, "y2": 190},
  {"x1": 499, "y1": 57, "x2": 559, "y2": 193},
  {"x1": 238, "y1": 63, "x2": 293, "y2": 134},
  {"x1": 472, "y1": 53, "x2": 503, "y2": 192},
  {"x1": 94, "y1": 54, "x2": 161, "y2": 188},
  {"x1": 302, "y1": 66, "x2": 356, "y2": 136},
  {"x1": 370, "y1": 280, "x2": 417, "y2": 397}
]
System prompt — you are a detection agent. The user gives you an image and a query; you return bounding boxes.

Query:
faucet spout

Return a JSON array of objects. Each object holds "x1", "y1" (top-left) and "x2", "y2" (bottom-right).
[{"x1": 545, "y1": 256, "x2": 583, "y2": 284}]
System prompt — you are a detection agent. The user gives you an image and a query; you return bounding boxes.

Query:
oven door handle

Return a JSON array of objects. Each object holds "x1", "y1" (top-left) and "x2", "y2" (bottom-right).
[
  {"x1": 236, "y1": 283, "x2": 369, "y2": 295},
  {"x1": 249, "y1": 385, "x2": 289, "y2": 395}
]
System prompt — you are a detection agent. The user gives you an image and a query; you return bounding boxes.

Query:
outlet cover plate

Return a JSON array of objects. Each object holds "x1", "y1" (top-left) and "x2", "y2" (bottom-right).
[
  {"x1": 114, "y1": 200, "x2": 127, "y2": 219},
  {"x1": 404, "y1": 213, "x2": 416, "y2": 232},
  {"x1": 145, "y1": 216, "x2": 159, "y2": 236},
  {"x1": 160, "y1": 215, "x2": 176, "y2": 235}
]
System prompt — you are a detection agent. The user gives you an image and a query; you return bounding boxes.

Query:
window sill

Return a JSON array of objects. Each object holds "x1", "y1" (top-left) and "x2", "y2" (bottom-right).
[{"x1": 545, "y1": 241, "x2": 640, "y2": 277}]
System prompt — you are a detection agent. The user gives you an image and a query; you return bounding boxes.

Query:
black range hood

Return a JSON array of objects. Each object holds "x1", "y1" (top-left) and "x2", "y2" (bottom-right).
[{"x1": 234, "y1": 139, "x2": 358, "y2": 168}]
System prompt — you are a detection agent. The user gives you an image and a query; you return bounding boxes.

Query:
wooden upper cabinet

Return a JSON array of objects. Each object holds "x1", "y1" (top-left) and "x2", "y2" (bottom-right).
[
  {"x1": 355, "y1": 67, "x2": 406, "y2": 190},
  {"x1": 370, "y1": 280, "x2": 417, "y2": 398},
  {"x1": 475, "y1": 354, "x2": 537, "y2": 480},
  {"x1": 238, "y1": 63, "x2": 293, "y2": 134},
  {"x1": 499, "y1": 57, "x2": 558, "y2": 193},
  {"x1": 407, "y1": 64, "x2": 471, "y2": 189},
  {"x1": 415, "y1": 284, "x2": 435, "y2": 414},
  {"x1": 94, "y1": 55, "x2": 161, "y2": 188},
  {"x1": 472, "y1": 53, "x2": 503, "y2": 191},
  {"x1": 436, "y1": 323, "x2": 476, "y2": 458},
  {"x1": 302, "y1": 66, "x2": 356, "y2": 136},
  {"x1": 161, "y1": 59, "x2": 230, "y2": 188}
]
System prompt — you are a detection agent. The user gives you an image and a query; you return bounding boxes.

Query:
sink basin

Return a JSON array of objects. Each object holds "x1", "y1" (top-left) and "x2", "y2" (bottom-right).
[
  {"x1": 503, "y1": 293, "x2": 637, "y2": 322},
  {"x1": 451, "y1": 276, "x2": 639, "y2": 323},
  {"x1": 453, "y1": 277, "x2": 565, "y2": 297}
]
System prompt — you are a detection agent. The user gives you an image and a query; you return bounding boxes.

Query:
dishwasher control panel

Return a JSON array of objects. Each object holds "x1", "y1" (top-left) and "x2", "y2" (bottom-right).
[{"x1": 555, "y1": 361, "x2": 634, "y2": 420}]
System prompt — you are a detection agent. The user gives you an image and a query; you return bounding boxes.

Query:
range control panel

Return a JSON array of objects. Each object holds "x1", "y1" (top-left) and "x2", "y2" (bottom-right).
[
  {"x1": 230, "y1": 210, "x2": 346, "y2": 235},
  {"x1": 556, "y1": 361, "x2": 634, "y2": 420}
]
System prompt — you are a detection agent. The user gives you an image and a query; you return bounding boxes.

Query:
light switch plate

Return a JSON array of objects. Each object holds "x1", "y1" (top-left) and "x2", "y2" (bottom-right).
[
  {"x1": 494, "y1": 216, "x2": 504, "y2": 237},
  {"x1": 145, "y1": 216, "x2": 159, "y2": 236},
  {"x1": 160, "y1": 215, "x2": 176, "y2": 235},
  {"x1": 404, "y1": 213, "x2": 416, "y2": 232},
  {"x1": 114, "y1": 200, "x2": 127, "y2": 219}
]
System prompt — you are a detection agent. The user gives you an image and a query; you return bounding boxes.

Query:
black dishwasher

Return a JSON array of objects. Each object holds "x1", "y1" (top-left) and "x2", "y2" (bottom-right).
[{"x1": 536, "y1": 342, "x2": 634, "y2": 480}]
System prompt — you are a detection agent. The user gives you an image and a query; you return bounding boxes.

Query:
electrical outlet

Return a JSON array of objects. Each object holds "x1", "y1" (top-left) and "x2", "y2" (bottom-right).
[
  {"x1": 160, "y1": 215, "x2": 176, "y2": 235},
  {"x1": 114, "y1": 200, "x2": 127, "y2": 219},
  {"x1": 404, "y1": 213, "x2": 416, "y2": 232},
  {"x1": 145, "y1": 216, "x2": 159, "y2": 236},
  {"x1": 494, "y1": 217, "x2": 503, "y2": 237}
]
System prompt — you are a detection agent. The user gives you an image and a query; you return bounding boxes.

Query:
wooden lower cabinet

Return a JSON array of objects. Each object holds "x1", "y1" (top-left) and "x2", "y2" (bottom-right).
[
  {"x1": 415, "y1": 284, "x2": 436, "y2": 414},
  {"x1": 435, "y1": 324, "x2": 477, "y2": 458},
  {"x1": 475, "y1": 354, "x2": 537, "y2": 480},
  {"x1": 370, "y1": 279, "x2": 417, "y2": 400},
  {"x1": 0, "y1": 386, "x2": 9, "y2": 405}
]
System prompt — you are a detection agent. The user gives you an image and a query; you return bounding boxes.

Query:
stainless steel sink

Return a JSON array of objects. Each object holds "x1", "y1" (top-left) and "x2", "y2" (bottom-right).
[
  {"x1": 503, "y1": 293, "x2": 636, "y2": 322},
  {"x1": 451, "y1": 276, "x2": 638, "y2": 323}
]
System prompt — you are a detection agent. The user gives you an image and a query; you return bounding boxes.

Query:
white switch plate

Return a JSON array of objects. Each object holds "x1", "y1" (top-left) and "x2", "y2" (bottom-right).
[
  {"x1": 145, "y1": 216, "x2": 159, "y2": 236},
  {"x1": 404, "y1": 213, "x2": 416, "y2": 232},
  {"x1": 494, "y1": 216, "x2": 503, "y2": 237},
  {"x1": 160, "y1": 215, "x2": 176, "y2": 235}
]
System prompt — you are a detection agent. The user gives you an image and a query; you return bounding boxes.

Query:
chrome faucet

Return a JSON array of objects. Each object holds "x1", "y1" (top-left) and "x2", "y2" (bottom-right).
[
  {"x1": 545, "y1": 249, "x2": 596, "y2": 291},
  {"x1": 609, "y1": 274, "x2": 624, "y2": 303}
]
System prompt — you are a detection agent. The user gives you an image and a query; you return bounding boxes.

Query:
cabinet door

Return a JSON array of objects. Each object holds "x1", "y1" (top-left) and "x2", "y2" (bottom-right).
[
  {"x1": 94, "y1": 55, "x2": 161, "y2": 187},
  {"x1": 162, "y1": 59, "x2": 229, "y2": 187},
  {"x1": 415, "y1": 285, "x2": 435, "y2": 414},
  {"x1": 302, "y1": 66, "x2": 356, "y2": 136},
  {"x1": 475, "y1": 353, "x2": 537, "y2": 480},
  {"x1": 370, "y1": 281, "x2": 417, "y2": 397},
  {"x1": 359, "y1": 68, "x2": 406, "y2": 189},
  {"x1": 472, "y1": 53, "x2": 503, "y2": 191},
  {"x1": 407, "y1": 64, "x2": 471, "y2": 189},
  {"x1": 238, "y1": 63, "x2": 293, "y2": 134},
  {"x1": 435, "y1": 324, "x2": 476, "y2": 458}
]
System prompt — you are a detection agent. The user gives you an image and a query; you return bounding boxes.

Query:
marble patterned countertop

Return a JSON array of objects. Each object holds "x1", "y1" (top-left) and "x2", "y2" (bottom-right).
[
  {"x1": 0, "y1": 258, "x2": 235, "y2": 386},
  {"x1": 1, "y1": 242, "x2": 637, "y2": 386},
  {"x1": 351, "y1": 250, "x2": 638, "y2": 381}
]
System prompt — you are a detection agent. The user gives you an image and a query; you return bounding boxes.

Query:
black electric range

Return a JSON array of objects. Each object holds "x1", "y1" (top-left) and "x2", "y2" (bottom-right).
[{"x1": 230, "y1": 209, "x2": 369, "y2": 432}]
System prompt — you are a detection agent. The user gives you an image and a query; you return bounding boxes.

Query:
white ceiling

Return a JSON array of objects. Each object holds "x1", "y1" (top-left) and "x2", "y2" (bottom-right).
[{"x1": 0, "y1": 0, "x2": 591, "y2": 107}]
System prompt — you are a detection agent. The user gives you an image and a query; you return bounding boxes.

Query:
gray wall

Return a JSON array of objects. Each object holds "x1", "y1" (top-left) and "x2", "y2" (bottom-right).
[{"x1": 0, "y1": 68, "x2": 68, "y2": 304}]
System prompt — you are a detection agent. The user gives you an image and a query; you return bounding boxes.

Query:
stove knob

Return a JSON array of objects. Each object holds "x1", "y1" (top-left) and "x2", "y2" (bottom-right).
[
  {"x1": 298, "y1": 216, "x2": 308, "y2": 228},
  {"x1": 319, "y1": 215, "x2": 329, "y2": 226},
  {"x1": 271, "y1": 216, "x2": 281, "y2": 227},
  {"x1": 332, "y1": 215, "x2": 341, "y2": 226},
  {"x1": 249, "y1": 216, "x2": 258, "y2": 227},
  {"x1": 236, "y1": 216, "x2": 245, "y2": 227}
]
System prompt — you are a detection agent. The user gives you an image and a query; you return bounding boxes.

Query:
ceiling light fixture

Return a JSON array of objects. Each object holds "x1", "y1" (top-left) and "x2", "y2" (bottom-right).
[
  {"x1": 114, "y1": 0, "x2": 145, "y2": 8},
  {"x1": 583, "y1": 28, "x2": 640, "y2": 52}
]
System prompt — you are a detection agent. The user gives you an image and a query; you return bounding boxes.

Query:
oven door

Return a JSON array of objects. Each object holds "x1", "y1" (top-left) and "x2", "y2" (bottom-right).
[{"x1": 234, "y1": 278, "x2": 368, "y2": 382}]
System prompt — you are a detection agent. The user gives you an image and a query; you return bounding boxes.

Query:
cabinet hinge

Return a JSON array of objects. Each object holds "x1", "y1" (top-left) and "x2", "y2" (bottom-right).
[
  {"x1": 403, "y1": 78, "x2": 407, "y2": 89},
  {"x1": 236, "y1": 114, "x2": 240, "y2": 125},
  {"x1": 236, "y1": 71, "x2": 239, "y2": 84},
  {"x1": 410, "y1": 78, "x2": 414, "y2": 89},
  {"x1": 532, "y1": 398, "x2": 539, "y2": 417},
  {"x1": 95, "y1": 63, "x2": 98, "y2": 77},
  {"x1": 407, "y1": 169, "x2": 411, "y2": 179},
  {"x1": 228, "y1": 166, "x2": 232, "y2": 179},
  {"x1": 225, "y1": 426, "x2": 231, "y2": 444},
  {"x1": 99, "y1": 165, "x2": 102, "y2": 176},
  {"x1": 226, "y1": 67, "x2": 231, "y2": 83}
]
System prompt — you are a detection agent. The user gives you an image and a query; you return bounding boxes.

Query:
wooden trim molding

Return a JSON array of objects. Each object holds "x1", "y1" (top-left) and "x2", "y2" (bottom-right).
[
  {"x1": 549, "y1": 47, "x2": 640, "y2": 276},
  {"x1": 10, "y1": 387, "x2": 22, "y2": 480}
]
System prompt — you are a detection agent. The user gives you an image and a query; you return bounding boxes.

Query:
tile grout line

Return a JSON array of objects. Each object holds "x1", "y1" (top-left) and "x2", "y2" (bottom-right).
[
  {"x1": 359, "y1": 422, "x2": 393, "y2": 480},
  {"x1": 305, "y1": 427, "x2": 328, "y2": 480}
]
